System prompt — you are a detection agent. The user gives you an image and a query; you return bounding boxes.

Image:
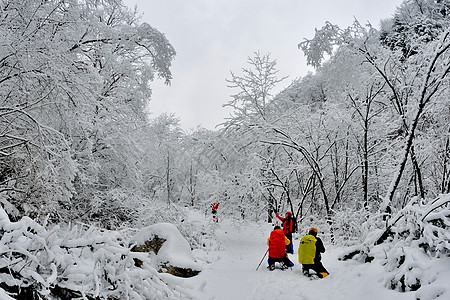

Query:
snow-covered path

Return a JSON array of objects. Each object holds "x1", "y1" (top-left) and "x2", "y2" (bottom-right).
[{"x1": 185, "y1": 214, "x2": 418, "y2": 300}]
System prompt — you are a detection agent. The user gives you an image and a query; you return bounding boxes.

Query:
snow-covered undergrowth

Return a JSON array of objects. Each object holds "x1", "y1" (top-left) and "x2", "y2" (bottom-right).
[
  {"x1": 0, "y1": 193, "x2": 448, "y2": 299},
  {"x1": 0, "y1": 206, "x2": 208, "y2": 299},
  {"x1": 342, "y1": 193, "x2": 450, "y2": 299}
]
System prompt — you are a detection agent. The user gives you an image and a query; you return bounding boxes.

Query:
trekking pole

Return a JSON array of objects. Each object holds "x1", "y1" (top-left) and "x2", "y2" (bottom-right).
[
  {"x1": 256, "y1": 249, "x2": 269, "y2": 271},
  {"x1": 264, "y1": 198, "x2": 276, "y2": 211}
]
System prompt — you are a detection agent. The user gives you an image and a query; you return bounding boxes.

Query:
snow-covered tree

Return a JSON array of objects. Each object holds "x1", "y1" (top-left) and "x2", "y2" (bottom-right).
[
  {"x1": 223, "y1": 51, "x2": 288, "y2": 127},
  {"x1": 298, "y1": 1, "x2": 449, "y2": 215},
  {"x1": 0, "y1": 0, "x2": 175, "y2": 226}
]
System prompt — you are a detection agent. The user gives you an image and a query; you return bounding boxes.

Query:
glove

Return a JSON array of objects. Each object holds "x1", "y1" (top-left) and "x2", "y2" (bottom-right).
[{"x1": 273, "y1": 209, "x2": 277, "y2": 213}]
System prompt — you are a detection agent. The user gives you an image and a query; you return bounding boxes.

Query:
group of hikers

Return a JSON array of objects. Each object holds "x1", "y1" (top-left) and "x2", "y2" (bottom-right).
[
  {"x1": 211, "y1": 199, "x2": 329, "y2": 278},
  {"x1": 267, "y1": 209, "x2": 329, "y2": 278}
]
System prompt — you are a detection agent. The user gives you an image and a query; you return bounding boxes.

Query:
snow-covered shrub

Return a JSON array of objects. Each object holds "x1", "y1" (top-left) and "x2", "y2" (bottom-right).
[
  {"x1": 378, "y1": 195, "x2": 449, "y2": 293},
  {"x1": 341, "y1": 193, "x2": 450, "y2": 297},
  {"x1": 0, "y1": 206, "x2": 199, "y2": 299},
  {"x1": 331, "y1": 208, "x2": 366, "y2": 246},
  {"x1": 420, "y1": 196, "x2": 450, "y2": 257}
]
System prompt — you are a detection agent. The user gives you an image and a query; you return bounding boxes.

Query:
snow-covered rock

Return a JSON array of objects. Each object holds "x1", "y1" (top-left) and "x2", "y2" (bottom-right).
[{"x1": 130, "y1": 223, "x2": 202, "y2": 277}]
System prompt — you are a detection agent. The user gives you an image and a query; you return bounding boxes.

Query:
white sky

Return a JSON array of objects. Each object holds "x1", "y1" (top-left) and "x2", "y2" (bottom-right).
[{"x1": 122, "y1": 0, "x2": 404, "y2": 131}]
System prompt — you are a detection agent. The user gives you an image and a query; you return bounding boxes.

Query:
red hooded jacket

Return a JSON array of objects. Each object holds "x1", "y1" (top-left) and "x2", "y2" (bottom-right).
[
  {"x1": 267, "y1": 228, "x2": 290, "y2": 258},
  {"x1": 275, "y1": 212, "x2": 294, "y2": 235}
]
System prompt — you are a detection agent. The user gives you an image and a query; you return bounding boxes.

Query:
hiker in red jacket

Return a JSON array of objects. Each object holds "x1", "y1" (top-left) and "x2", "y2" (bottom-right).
[
  {"x1": 267, "y1": 226, "x2": 294, "y2": 271},
  {"x1": 211, "y1": 200, "x2": 219, "y2": 222},
  {"x1": 275, "y1": 210, "x2": 294, "y2": 254}
]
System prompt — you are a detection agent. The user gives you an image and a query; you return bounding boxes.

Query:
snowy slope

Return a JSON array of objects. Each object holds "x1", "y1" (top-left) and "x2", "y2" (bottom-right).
[{"x1": 183, "y1": 211, "x2": 443, "y2": 300}]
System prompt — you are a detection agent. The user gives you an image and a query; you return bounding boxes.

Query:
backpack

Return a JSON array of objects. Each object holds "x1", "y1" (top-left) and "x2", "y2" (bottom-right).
[
  {"x1": 298, "y1": 234, "x2": 317, "y2": 264},
  {"x1": 292, "y1": 216, "x2": 298, "y2": 233}
]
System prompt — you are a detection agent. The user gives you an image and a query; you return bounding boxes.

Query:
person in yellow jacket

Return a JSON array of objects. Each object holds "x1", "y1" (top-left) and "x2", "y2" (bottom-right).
[
  {"x1": 298, "y1": 227, "x2": 329, "y2": 278},
  {"x1": 267, "y1": 226, "x2": 294, "y2": 271}
]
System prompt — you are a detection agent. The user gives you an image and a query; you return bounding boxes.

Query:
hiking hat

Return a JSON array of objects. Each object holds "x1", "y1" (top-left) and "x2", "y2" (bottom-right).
[
  {"x1": 286, "y1": 212, "x2": 293, "y2": 217},
  {"x1": 309, "y1": 227, "x2": 318, "y2": 234}
]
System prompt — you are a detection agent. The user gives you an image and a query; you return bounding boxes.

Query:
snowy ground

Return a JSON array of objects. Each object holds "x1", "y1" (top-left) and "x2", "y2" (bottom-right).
[{"x1": 182, "y1": 211, "x2": 421, "y2": 300}]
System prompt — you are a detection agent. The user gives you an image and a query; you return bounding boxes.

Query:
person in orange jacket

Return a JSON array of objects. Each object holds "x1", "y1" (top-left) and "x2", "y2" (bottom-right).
[
  {"x1": 274, "y1": 210, "x2": 294, "y2": 254},
  {"x1": 267, "y1": 226, "x2": 294, "y2": 271}
]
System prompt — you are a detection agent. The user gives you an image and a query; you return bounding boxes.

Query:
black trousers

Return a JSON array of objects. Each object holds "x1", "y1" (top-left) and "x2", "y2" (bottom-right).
[
  {"x1": 302, "y1": 261, "x2": 329, "y2": 274},
  {"x1": 268, "y1": 254, "x2": 293, "y2": 267}
]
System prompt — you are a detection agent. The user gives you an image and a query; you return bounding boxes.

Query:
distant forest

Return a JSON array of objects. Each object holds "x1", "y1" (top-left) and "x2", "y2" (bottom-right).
[{"x1": 2, "y1": 0, "x2": 447, "y2": 232}]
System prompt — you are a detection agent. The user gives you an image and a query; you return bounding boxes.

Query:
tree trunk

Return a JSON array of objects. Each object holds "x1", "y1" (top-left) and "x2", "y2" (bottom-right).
[
  {"x1": 410, "y1": 145, "x2": 425, "y2": 199},
  {"x1": 166, "y1": 151, "x2": 171, "y2": 205},
  {"x1": 442, "y1": 134, "x2": 450, "y2": 193},
  {"x1": 189, "y1": 163, "x2": 196, "y2": 206}
]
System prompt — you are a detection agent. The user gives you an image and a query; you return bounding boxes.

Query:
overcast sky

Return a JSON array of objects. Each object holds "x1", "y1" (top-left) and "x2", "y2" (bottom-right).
[{"x1": 122, "y1": 0, "x2": 404, "y2": 131}]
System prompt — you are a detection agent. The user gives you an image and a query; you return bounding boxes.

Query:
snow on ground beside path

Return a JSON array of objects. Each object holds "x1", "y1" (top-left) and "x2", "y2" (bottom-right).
[{"x1": 184, "y1": 211, "x2": 421, "y2": 300}]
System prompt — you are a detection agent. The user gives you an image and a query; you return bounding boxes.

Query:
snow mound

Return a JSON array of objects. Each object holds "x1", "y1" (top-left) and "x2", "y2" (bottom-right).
[{"x1": 131, "y1": 222, "x2": 202, "y2": 272}]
